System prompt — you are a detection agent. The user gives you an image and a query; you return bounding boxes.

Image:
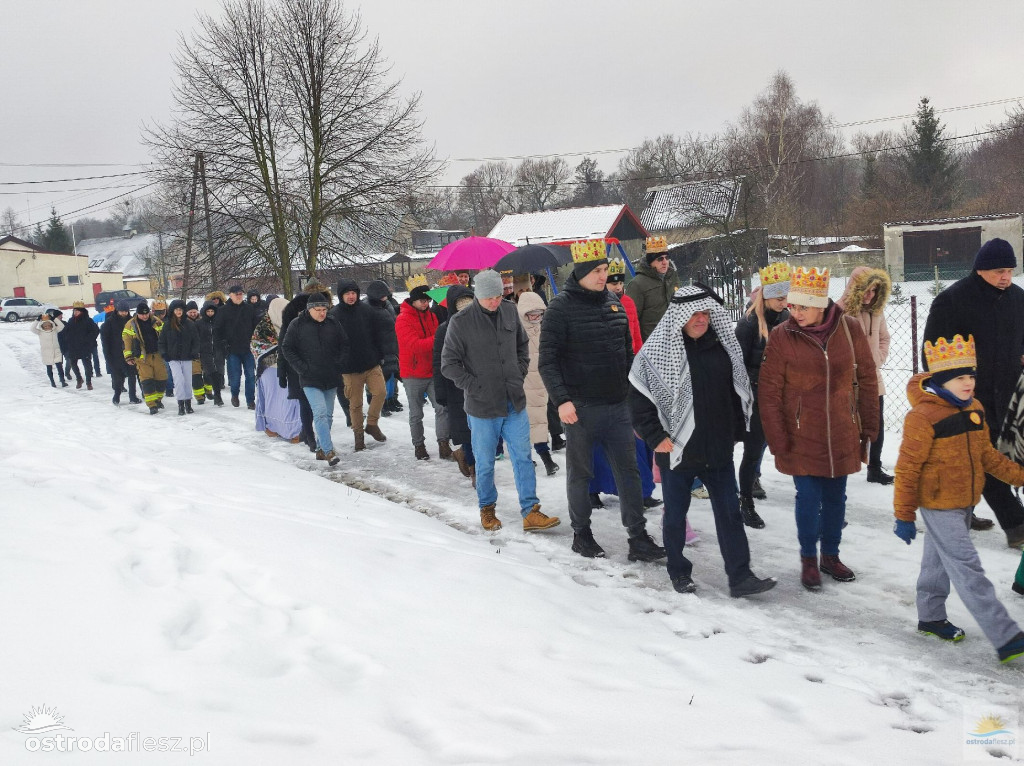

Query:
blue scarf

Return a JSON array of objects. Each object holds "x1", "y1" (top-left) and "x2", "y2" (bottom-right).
[{"x1": 925, "y1": 381, "x2": 973, "y2": 409}]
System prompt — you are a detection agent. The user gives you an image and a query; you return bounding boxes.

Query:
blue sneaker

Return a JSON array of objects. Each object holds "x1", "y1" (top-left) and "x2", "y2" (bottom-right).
[
  {"x1": 918, "y1": 619, "x2": 966, "y2": 642},
  {"x1": 998, "y1": 631, "x2": 1024, "y2": 663}
]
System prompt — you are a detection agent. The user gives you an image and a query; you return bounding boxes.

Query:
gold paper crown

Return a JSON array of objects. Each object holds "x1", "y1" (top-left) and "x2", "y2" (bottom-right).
[
  {"x1": 608, "y1": 259, "x2": 626, "y2": 277},
  {"x1": 790, "y1": 267, "x2": 829, "y2": 296},
  {"x1": 405, "y1": 274, "x2": 428, "y2": 291},
  {"x1": 759, "y1": 262, "x2": 791, "y2": 286},
  {"x1": 438, "y1": 273, "x2": 461, "y2": 287},
  {"x1": 924, "y1": 334, "x2": 977, "y2": 373},
  {"x1": 72, "y1": 300, "x2": 86, "y2": 309},
  {"x1": 645, "y1": 236, "x2": 668, "y2": 254},
  {"x1": 152, "y1": 295, "x2": 168, "y2": 309},
  {"x1": 571, "y1": 240, "x2": 607, "y2": 264}
]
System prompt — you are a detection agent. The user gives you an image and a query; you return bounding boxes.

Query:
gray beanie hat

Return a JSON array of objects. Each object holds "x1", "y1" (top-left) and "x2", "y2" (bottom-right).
[{"x1": 474, "y1": 270, "x2": 504, "y2": 299}]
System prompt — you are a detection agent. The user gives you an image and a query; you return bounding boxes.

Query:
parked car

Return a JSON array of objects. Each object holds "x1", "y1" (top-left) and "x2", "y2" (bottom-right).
[
  {"x1": 0, "y1": 297, "x2": 55, "y2": 322},
  {"x1": 94, "y1": 289, "x2": 147, "y2": 313}
]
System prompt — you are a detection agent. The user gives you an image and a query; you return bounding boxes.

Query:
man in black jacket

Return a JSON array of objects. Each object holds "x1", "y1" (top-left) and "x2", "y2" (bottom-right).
[
  {"x1": 63, "y1": 301, "x2": 100, "y2": 390},
  {"x1": 363, "y1": 281, "x2": 402, "y2": 415},
  {"x1": 214, "y1": 284, "x2": 258, "y2": 408},
  {"x1": 281, "y1": 292, "x2": 347, "y2": 467},
  {"x1": 330, "y1": 280, "x2": 390, "y2": 451},
  {"x1": 442, "y1": 270, "x2": 560, "y2": 533},
  {"x1": 539, "y1": 241, "x2": 665, "y2": 562},
  {"x1": 923, "y1": 238, "x2": 1024, "y2": 547},
  {"x1": 101, "y1": 300, "x2": 140, "y2": 405}
]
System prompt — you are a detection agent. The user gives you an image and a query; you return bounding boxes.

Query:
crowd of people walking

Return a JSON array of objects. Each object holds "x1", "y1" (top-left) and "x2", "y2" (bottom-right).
[{"x1": 24, "y1": 235, "x2": 1024, "y2": 664}]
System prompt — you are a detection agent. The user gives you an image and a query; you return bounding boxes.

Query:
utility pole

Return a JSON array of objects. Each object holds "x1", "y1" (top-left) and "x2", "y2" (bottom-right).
[{"x1": 179, "y1": 154, "x2": 201, "y2": 300}]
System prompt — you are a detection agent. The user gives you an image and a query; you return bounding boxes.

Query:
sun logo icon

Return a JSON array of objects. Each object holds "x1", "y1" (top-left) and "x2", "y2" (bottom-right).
[
  {"x1": 13, "y1": 705, "x2": 73, "y2": 734},
  {"x1": 970, "y1": 713, "x2": 1011, "y2": 737}
]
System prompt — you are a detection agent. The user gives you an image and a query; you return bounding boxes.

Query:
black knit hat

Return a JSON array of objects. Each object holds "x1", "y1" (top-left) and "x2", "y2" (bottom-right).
[
  {"x1": 186, "y1": 300, "x2": 199, "y2": 311},
  {"x1": 409, "y1": 285, "x2": 431, "y2": 302},
  {"x1": 930, "y1": 366, "x2": 976, "y2": 387},
  {"x1": 973, "y1": 238, "x2": 1016, "y2": 271},
  {"x1": 306, "y1": 292, "x2": 331, "y2": 309}
]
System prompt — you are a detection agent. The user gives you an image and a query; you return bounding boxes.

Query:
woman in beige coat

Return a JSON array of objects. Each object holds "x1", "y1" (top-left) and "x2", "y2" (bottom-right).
[
  {"x1": 517, "y1": 291, "x2": 559, "y2": 475},
  {"x1": 838, "y1": 266, "x2": 892, "y2": 484}
]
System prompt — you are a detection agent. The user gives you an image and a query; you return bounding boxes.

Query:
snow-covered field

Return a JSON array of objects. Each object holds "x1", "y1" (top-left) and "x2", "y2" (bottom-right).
[{"x1": 1, "y1": 317, "x2": 1023, "y2": 764}]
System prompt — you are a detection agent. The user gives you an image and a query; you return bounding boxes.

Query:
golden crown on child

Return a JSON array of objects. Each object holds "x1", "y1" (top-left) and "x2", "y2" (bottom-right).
[
  {"x1": 924, "y1": 334, "x2": 977, "y2": 372},
  {"x1": 570, "y1": 240, "x2": 607, "y2": 264},
  {"x1": 405, "y1": 274, "x2": 428, "y2": 291},
  {"x1": 759, "y1": 262, "x2": 791, "y2": 286},
  {"x1": 608, "y1": 259, "x2": 626, "y2": 276}
]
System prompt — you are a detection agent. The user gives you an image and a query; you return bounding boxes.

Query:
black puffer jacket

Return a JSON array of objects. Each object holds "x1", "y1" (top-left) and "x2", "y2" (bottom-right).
[
  {"x1": 197, "y1": 302, "x2": 217, "y2": 369},
  {"x1": 433, "y1": 286, "x2": 475, "y2": 444},
  {"x1": 101, "y1": 310, "x2": 131, "y2": 371},
  {"x1": 62, "y1": 310, "x2": 100, "y2": 360},
  {"x1": 539, "y1": 272, "x2": 634, "y2": 406},
  {"x1": 247, "y1": 290, "x2": 267, "y2": 323},
  {"x1": 281, "y1": 310, "x2": 348, "y2": 390},
  {"x1": 923, "y1": 272, "x2": 1024, "y2": 431},
  {"x1": 735, "y1": 306, "x2": 790, "y2": 387},
  {"x1": 158, "y1": 304, "x2": 200, "y2": 361},
  {"x1": 329, "y1": 280, "x2": 391, "y2": 374},
  {"x1": 214, "y1": 298, "x2": 258, "y2": 355}
]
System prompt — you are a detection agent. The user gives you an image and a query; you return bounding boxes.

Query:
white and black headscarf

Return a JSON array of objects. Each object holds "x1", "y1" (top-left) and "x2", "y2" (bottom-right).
[{"x1": 629, "y1": 284, "x2": 753, "y2": 469}]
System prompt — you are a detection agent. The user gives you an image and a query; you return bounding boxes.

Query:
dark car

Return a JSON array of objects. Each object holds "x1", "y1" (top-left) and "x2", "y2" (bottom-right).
[{"x1": 94, "y1": 289, "x2": 147, "y2": 313}]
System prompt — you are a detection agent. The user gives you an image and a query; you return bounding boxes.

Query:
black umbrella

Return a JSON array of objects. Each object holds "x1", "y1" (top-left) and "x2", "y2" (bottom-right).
[{"x1": 492, "y1": 243, "x2": 573, "y2": 273}]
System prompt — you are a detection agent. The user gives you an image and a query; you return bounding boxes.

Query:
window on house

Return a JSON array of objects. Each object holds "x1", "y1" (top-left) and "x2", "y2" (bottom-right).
[
  {"x1": 48, "y1": 276, "x2": 64, "y2": 286},
  {"x1": 88, "y1": 259, "x2": 103, "y2": 269},
  {"x1": 68, "y1": 275, "x2": 81, "y2": 285}
]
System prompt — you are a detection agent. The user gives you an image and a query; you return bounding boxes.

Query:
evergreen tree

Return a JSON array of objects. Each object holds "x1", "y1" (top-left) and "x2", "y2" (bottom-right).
[
  {"x1": 903, "y1": 97, "x2": 959, "y2": 210},
  {"x1": 42, "y1": 207, "x2": 74, "y2": 253}
]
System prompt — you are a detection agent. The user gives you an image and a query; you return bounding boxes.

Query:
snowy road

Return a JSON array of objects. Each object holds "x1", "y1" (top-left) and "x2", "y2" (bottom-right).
[{"x1": 0, "y1": 319, "x2": 1021, "y2": 764}]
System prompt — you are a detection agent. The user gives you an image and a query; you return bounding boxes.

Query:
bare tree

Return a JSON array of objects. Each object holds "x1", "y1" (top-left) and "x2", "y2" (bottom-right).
[
  {"x1": 146, "y1": 0, "x2": 438, "y2": 296},
  {"x1": 458, "y1": 161, "x2": 516, "y2": 233},
  {"x1": 1, "y1": 207, "x2": 22, "y2": 237},
  {"x1": 512, "y1": 157, "x2": 570, "y2": 211}
]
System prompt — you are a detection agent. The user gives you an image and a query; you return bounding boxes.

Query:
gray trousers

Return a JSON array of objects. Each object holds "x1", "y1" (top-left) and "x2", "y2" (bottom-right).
[
  {"x1": 167, "y1": 359, "x2": 194, "y2": 402},
  {"x1": 918, "y1": 507, "x2": 1021, "y2": 648},
  {"x1": 564, "y1": 401, "x2": 646, "y2": 537},
  {"x1": 402, "y1": 377, "x2": 449, "y2": 446}
]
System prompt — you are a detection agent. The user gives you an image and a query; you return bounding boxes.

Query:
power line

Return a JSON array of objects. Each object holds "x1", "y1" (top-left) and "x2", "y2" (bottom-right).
[
  {"x1": 0, "y1": 184, "x2": 144, "y2": 195},
  {"x1": 0, "y1": 170, "x2": 151, "y2": 185},
  {"x1": 0, "y1": 162, "x2": 153, "y2": 168},
  {"x1": 448, "y1": 95, "x2": 1024, "y2": 163}
]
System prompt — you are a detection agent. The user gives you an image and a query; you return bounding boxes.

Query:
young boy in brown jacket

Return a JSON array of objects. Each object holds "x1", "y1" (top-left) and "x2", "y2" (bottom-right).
[{"x1": 894, "y1": 334, "x2": 1024, "y2": 663}]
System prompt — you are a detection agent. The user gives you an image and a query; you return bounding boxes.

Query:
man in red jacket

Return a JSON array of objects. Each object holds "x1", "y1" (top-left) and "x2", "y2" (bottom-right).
[{"x1": 396, "y1": 282, "x2": 450, "y2": 460}]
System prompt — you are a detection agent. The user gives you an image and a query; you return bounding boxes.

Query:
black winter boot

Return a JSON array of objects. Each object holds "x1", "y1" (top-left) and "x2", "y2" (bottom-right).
[
  {"x1": 740, "y1": 496, "x2": 766, "y2": 529},
  {"x1": 627, "y1": 532, "x2": 667, "y2": 562},
  {"x1": 387, "y1": 395, "x2": 403, "y2": 413},
  {"x1": 178, "y1": 401, "x2": 187, "y2": 416},
  {"x1": 571, "y1": 527, "x2": 606, "y2": 558},
  {"x1": 539, "y1": 450, "x2": 559, "y2": 476},
  {"x1": 185, "y1": 400, "x2": 194, "y2": 414},
  {"x1": 213, "y1": 390, "x2": 224, "y2": 406},
  {"x1": 867, "y1": 465, "x2": 894, "y2": 485}
]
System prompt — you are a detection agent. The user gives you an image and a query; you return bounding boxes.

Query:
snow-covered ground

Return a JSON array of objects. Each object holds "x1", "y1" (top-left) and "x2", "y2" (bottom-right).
[{"x1": 1, "y1": 317, "x2": 1023, "y2": 764}]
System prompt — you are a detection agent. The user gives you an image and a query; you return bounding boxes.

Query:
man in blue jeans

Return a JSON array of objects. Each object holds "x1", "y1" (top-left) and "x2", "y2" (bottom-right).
[
  {"x1": 629, "y1": 284, "x2": 776, "y2": 598},
  {"x1": 280, "y1": 292, "x2": 347, "y2": 466},
  {"x1": 441, "y1": 270, "x2": 560, "y2": 533},
  {"x1": 214, "y1": 284, "x2": 258, "y2": 408}
]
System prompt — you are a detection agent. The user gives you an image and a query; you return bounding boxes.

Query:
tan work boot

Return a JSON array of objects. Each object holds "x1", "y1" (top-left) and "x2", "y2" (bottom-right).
[
  {"x1": 365, "y1": 423, "x2": 386, "y2": 442},
  {"x1": 353, "y1": 431, "x2": 365, "y2": 452},
  {"x1": 523, "y1": 505, "x2": 560, "y2": 532},
  {"x1": 480, "y1": 503, "x2": 502, "y2": 531},
  {"x1": 453, "y1": 447, "x2": 471, "y2": 477},
  {"x1": 438, "y1": 439, "x2": 453, "y2": 460}
]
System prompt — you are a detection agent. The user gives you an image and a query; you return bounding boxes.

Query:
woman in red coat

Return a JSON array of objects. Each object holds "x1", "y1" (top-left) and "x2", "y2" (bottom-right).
[
  {"x1": 759, "y1": 267, "x2": 879, "y2": 591},
  {"x1": 395, "y1": 283, "x2": 449, "y2": 460}
]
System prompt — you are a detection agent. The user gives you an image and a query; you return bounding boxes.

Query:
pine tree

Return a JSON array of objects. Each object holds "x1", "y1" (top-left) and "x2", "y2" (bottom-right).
[
  {"x1": 42, "y1": 207, "x2": 74, "y2": 253},
  {"x1": 903, "y1": 97, "x2": 959, "y2": 210}
]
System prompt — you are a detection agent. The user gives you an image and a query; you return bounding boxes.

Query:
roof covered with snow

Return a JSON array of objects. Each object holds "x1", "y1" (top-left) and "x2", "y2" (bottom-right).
[
  {"x1": 640, "y1": 178, "x2": 742, "y2": 232},
  {"x1": 74, "y1": 234, "x2": 172, "y2": 278},
  {"x1": 487, "y1": 205, "x2": 638, "y2": 246}
]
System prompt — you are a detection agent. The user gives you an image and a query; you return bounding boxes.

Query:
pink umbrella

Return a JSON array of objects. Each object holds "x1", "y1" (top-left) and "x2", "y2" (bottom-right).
[{"x1": 426, "y1": 236, "x2": 515, "y2": 271}]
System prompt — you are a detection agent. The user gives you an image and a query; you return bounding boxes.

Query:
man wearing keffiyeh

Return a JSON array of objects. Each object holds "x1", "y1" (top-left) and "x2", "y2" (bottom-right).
[{"x1": 629, "y1": 284, "x2": 777, "y2": 597}]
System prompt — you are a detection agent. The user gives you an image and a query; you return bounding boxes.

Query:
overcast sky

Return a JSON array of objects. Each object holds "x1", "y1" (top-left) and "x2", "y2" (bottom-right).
[{"x1": 3, "y1": 0, "x2": 1023, "y2": 233}]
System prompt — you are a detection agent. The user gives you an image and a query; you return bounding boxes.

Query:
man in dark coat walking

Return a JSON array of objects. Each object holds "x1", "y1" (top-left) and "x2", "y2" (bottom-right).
[
  {"x1": 442, "y1": 271, "x2": 560, "y2": 533},
  {"x1": 63, "y1": 301, "x2": 100, "y2": 389},
  {"x1": 539, "y1": 241, "x2": 666, "y2": 562},
  {"x1": 214, "y1": 284, "x2": 258, "y2": 408},
  {"x1": 923, "y1": 237, "x2": 1024, "y2": 547},
  {"x1": 330, "y1": 280, "x2": 391, "y2": 450},
  {"x1": 281, "y1": 292, "x2": 348, "y2": 466},
  {"x1": 434, "y1": 285, "x2": 477, "y2": 481},
  {"x1": 101, "y1": 299, "x2": 140, "y2": 405}
]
